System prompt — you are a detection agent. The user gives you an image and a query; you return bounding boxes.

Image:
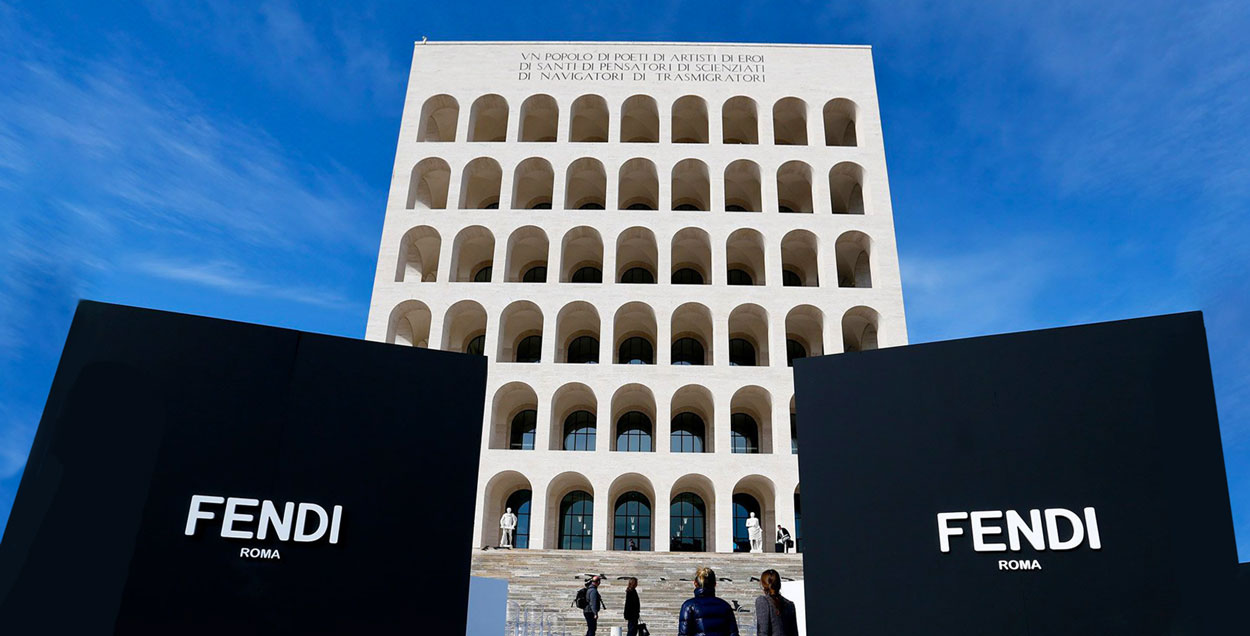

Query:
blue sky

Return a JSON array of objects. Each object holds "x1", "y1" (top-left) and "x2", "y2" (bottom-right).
[{"x1": 1, "y1": 1, "x2": 1247, "y2": 559}]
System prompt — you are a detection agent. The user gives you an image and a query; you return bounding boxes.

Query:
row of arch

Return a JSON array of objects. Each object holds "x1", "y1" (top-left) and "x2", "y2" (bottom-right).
[
  {"x1": 410, "y1": 156, "x2": 865, "y2": 214},
  {"x1": 397, "y1": 225, "x2": 872, "y2": 290},
  {"x1": 389, "y1": 299, "x2": 880, "y2": 365},
  {"x1": 489, "y1": 382, "x2": 797, "y2": 454},
  {"x1": 483, "y1": 470, "x2": 802, "y2": 553},
  {"x1": 418, "y1": 93, "x2": 857, "y2": 146}
]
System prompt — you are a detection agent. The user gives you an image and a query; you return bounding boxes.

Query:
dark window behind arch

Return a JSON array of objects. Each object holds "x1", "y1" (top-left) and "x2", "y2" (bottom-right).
[
  {"x1": 505, "y1": 489, "x2": 532, "y2": 549},
  {"x1": 671, "y1": 493, "x2": 706, "y2": 552},
  {"x1": 559, "y1": 491, "x2": 594, "y2": 550},
  {"x1": 731, "y1": 413, "x2": 760, "y2": 453},
  {"x1": 473, "y1": 265, "x2": 493, "y2": 282},
  {"x1": 671, "y1": 337, "x2": 705, "y2": 366},
  {"x1": 782, "y1": 269, "x2": 803, "y2": 287},
  {"x1": 563, "y1": 410, "x2": 596, "y2": 451},
  {"x1": 515, "y1": 335, "x2": 542, "y2": 363},
  {"x1": 615, "y1": 411, "x2": 653, "y2": 452},
  {"x1": 613, "y1": 491, "x2": 652, "y2": 550},
  {"x1": 729, "y1": 338, "x2": 757, "y2": 366},
  {"x1": 732, "y1": 493, "x2": 761, "y2": 552},
  {"x1": 509, "y1": 409, "x2": 536, "y2": 450},
  {"x1": 571, "y1": 266, "x2": 603, "y2": 283},
  {"x1": 727, "y1": 268, "x2": 753, "y2": 286},
  {"x1": 567, "y1": 335, "x2": 599, "y2": 364},
  {"x1": 620, "y1": 267, "x2": 655, "y2": 284},
  {"x1": 522, "y1": 266, "x2": 547, "y2": 282},
  {"x1": 618, "y1": 336, "x2": 654, "y2": 364},
  {"x1": 671, "y1": 412, "x2": 705, "y2": 452},
  {"x1": 465, "y1": 334, "x2": 486, "y2": 355},
  {"x1": 672, "y1": 268, "x2": 704, "y2": 285},
  {"x1": 786, "y1": 339, "x2": 808, "y2": 367}
]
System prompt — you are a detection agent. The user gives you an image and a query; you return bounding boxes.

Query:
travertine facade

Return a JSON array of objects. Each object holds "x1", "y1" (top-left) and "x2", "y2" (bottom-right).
[{"x1": 365, "y1": 41, "x2": 907, "y2": 554}]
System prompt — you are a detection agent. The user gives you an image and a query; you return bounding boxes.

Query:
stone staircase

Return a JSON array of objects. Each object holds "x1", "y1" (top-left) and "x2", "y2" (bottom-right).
[{"x1": 471, "y1": 549, "x2": 804, "y2": 636}]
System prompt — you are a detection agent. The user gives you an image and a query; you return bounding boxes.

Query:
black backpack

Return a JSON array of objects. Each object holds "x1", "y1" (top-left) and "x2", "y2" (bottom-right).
[{"x1": 573, "y1": 586, "x2": 589, "y2": 609}]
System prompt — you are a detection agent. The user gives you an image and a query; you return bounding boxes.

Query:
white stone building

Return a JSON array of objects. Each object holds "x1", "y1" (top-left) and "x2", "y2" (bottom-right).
[{"x1": 365, "y1": 41, "x2": 907, "y2": 556}]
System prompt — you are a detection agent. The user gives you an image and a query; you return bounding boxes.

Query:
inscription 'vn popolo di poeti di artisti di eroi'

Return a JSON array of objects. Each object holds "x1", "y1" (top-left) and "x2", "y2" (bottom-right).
[{"x1": 518, "y1": 50, "x2": 766, "y2": 83}]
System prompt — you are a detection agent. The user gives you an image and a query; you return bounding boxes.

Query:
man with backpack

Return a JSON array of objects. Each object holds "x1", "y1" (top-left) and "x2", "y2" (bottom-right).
[{"x1": 576, "y1": 575, "x2": 606, "y2": 636}]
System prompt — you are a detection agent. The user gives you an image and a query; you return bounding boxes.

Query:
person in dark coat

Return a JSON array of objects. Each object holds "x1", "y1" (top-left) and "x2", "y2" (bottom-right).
[
  {"x1": 584, "y1": 575, "x2": 605, "y2": 636},
  {"x1": 624, "y1": 577, "x2": 641, "y2": 636},
  {"x1": 753, "y1": 569, "x2": 799, "y2": 636},
  {"x1": 678, "y1": 567, "x2": 739, "y2": 636}
]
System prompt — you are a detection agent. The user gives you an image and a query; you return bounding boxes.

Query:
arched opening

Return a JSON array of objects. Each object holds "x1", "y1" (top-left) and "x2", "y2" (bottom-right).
[
  {"x1": 671, "y1": 228, "x2": 711, "y2": 285},
  {"x1": 560, "y1": 226, "x2": 603, "y2": 283},
  {"x1": 609, "y1": 474, "x2": 656, "y2": 551},
  {"x1": 569, "y1": 95, "x2": 609, "y2": 142},
  {"x1": 842, "y1": 306, "x2": 880, "y2": 352},
  {"x1": 556, "y1": 301, "x2": 600, "y2": 364},
  {"x1": 671, "y1": 302, "x2": 712, "y2": 366},
  {"x1": 489, "y1": 382, "x2": 538, "y2": 449},
  {"x1": 620, "y1": 95, "x2": 659, "y2": 143},
  {"x1": 511, "y1": 158, "x2": 554, "y2": 209},
  {"x1": 777, "y1": 161, "x2": 813, "y2": 213},
  {"x1": 732, "y1": 385, "x2": 773, "y2": 454},
  {"x1": 671, "y1": 95, "x2": 708, "y2": 143},
  {"x1": 468, "y1": 94, "x2": 508, "y2": 142},
  {"x1": 733, "y1": 475, "x2": 776, "y2": 552},
  {"x1": 564, "y1": 157, "x2": 607, "y2": 209},
  {"x1": 785, "y1": 305, "x2": 824, "y2": 367},
  {"x1": 553, "y1": 480, "x2": 594, "y2": 550},
  {"x1": 386, "y1": 300, "x2": 431, "y2": 347},
  {"x1": 395, "y1": 225, "x2": 441, "y2": 282},
  {"x1": 497, "y1": 300, "x2": 543, "y2": 363},
  {"x1": 724, "y1": 160, "x2": 762, "y2": 212},
  {"x1": 671, "y1": 384, "x2": 713, "y2": 453},
  {"x1": 416, "y1": 94, "x2": 458, "y2": 142},
  {"x1": 728, "y1": 304, "x2": 770, "y2": 366},
  {"x1": 772, "y1": 97, "x2": 808, "y2": 145},
  {"x1": 449, "y1": 226, "x2": 495, "y2": 282},
  {"x1": 613, "y1": 302, "x2": 656, "y2": 364},
  {"x1": 480, "y1": 471, "x2": 531, "y2": 548},
  {"x1": 551, "y1": 383, "x2": 597, "y2": 451},
  {"x1": 616, "y1": 227, "x2": 658, "y2": 284},
  {"x1": 726, "y1": 229, "x2": 766, "y2": 286},
  {"x1": 618, "y1": 158, "x2": 659, "y2": 210},
  {"x1": 790, "y1": 396, "x2": 798, "y2": 455},
  {"x1": 829, "y1": 162, "x2": 866, "y2": 214},
  {"x1": 406, "y1": 157, "x2": 451, "y2": 210},
  {"x1": 518, "y1": 94, "x2": 558, "y2": 142},
  {"x1": 442, "y1": 300, "x2": 487, "y2": 354},
  {"x1": 780, "y1": 229, "x2": 820, "y2": 287},
  {"x1": 505, "y1": 226, "x2": 549, "y2": 283},
  {"x1": 836, "y1": 230, "x2": 872, "y2": 288},
  {"x1": 722, "y1": 96, "x2": 758, "y2": 144},
  {"x1": 458, "y1": 157, "x2": 502, "y2": 209},
  {"x1": 671, "y1": 159, "x2": 710, "y2": 211},
  {"x1": 794, "y1": 488, "x2": 803, "y2": 552},
  {"x1": 671, "y1": 474, "x2": 716, "y2": 552},
  {"x1": 611, "y1": 384, "x2": 655, "y2": 452},
  {"x1": 823, "y1": 98, "x2": 858, "y2": 146}
]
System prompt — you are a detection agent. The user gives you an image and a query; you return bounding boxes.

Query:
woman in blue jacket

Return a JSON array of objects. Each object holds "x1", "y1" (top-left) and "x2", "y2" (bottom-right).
[{"x1": 678, "y1": 567, "x2": 740, "y2": 636}]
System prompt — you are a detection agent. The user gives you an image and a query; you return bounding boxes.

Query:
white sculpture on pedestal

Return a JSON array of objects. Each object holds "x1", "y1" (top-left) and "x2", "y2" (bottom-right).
[
  {"x1": 746, "y1": 511, "x2": 763, "y2": 553},
  {"x1": 499, "y1": 507, "x2": 518, "y2": 548}
]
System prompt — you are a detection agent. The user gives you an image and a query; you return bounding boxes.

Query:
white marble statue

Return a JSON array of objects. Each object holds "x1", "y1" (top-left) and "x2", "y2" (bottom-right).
[
  {"x1": 499, "y1": 507, "x2": 518, "y2": 548},
  {"x1": 746, "y1": 512, "x2": 763, "y2": 553}
]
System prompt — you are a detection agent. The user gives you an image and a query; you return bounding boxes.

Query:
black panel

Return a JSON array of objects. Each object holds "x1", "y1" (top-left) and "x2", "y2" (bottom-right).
[
  {"x1": 0, "y1": 301, "x2": 487, "y2": 634},
  {"x1": 794, "y1": 312, "x2": 1238, "y2": 634}
]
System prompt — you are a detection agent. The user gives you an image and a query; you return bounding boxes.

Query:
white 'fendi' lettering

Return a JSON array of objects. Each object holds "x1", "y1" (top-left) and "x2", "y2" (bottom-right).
[
  {"x1": 185, "y1": 495, "x2": 344, "y2": 544},
  {"x1": 938, "y1": 507, "x2": 1101, "y2": 553}
]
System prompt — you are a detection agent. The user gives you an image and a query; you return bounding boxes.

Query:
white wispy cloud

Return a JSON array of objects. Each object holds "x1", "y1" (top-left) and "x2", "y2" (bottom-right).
[{"x1": 133, "y1": 259, "x2": 354, "y2": 310}]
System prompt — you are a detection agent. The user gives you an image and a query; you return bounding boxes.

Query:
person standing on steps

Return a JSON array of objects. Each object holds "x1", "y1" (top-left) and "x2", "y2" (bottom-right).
[
  {"x1": 582, "y1": 575, "x2": 605, "y2": 636},
  {"x1": 624, "y1": 577, "x2": 641, "y2": 636},
  {"x1": 775, "y1": 525, "x2": 793, "y2": 553},
  {"x1": 678, "y1": 567, "x2": 739, "y2": 636},
  {"x1": 753, "y1": 569, "x2": 799, "y2": 636}
]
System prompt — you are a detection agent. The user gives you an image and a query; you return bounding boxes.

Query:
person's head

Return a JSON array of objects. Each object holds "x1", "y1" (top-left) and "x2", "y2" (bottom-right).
[
  {"x1": 590, "y1": 575, "x2": 601, "y2": 587},
  {"x1": 694, "y1": 567, "x2": 716, "y2": 591},
  {"x1": 627, "y1": 577, "x2": 638, "y2": 590},
  {"x1": 760, "y1": 569, "x2": 784, "y2": 615}
]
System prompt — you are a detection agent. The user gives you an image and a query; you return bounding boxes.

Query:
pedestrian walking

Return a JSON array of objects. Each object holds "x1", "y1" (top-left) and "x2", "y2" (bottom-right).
[
  {"x1": 624, "y1": 577, "x2": 641, "y2": 636},
  {"x1": 678, "y1": 566, "x2": 739, "y2": 636},
  {"x1": 576, "y1": 575, "x2": 606, "y2": 636},
  {"x1": 753, "y1": 569, "x2": 799, "y2": 636}
]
